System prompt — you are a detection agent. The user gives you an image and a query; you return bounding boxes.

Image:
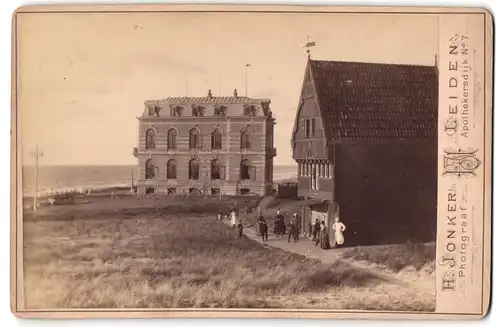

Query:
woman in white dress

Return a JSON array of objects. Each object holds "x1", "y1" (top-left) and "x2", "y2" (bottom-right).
[
  {"x1": 230, "y1": 210, "x2": 237, "y2": 228},
  {"x1": 332, "y1": 216, "x2": 346, "y2": 247}
]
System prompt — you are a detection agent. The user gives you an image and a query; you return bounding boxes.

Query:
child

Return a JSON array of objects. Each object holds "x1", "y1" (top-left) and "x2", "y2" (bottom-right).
[
  {"x1": 217, "y1": 209, "x2": 223, "y2": 221},
  {"x1": 237, "y1": 220, "x2": 244, "y2": 238},
  {"x1": 258, "y1": 216, "x2": 268, "y2": 242}
]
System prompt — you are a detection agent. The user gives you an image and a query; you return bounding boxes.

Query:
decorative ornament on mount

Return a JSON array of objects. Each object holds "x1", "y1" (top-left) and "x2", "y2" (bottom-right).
[
  {"x1": 444, "y1": 116, "x2": 458, "y2": 136},
  {"x1": 251, "y1": 105, "x2": 260, "y2": 116},
  {"x1": 442, "y1": 148, "x2": 482, "y2": 177}
]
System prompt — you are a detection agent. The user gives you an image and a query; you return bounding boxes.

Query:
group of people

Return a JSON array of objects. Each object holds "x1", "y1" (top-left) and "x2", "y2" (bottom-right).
[
  {"x1": 310, "y1": 217, "x2": 346, "y2": 249},
  {"x1": 218, "y1": 207, "x2": 347, "y2": 249}
]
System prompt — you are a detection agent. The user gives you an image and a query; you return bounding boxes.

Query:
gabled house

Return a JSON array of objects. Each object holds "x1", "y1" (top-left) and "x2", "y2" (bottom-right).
[{"x1": 291, "y1": 59, "x2": 438, "y2": 246}]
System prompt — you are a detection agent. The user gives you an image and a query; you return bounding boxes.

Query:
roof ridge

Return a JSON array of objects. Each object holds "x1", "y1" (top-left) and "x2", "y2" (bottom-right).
[
  {"x1": 310, "y1": 59, "x2": 436, "y2": 69},
  {"x1": 144, "y1": 96, "x2": 271, "y2": 106}
]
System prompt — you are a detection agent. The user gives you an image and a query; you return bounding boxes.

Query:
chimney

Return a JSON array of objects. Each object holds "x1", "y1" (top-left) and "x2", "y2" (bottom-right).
[
  {"x1": 208, "y1": 89, "x2": 213, "y2": 98},
  {"x1": 233, "y1": 89, "x2": 238, "y2": 97}
]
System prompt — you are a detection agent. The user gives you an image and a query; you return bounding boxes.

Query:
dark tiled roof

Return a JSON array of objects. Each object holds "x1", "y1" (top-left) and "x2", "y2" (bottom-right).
[{"x1": 309, "y1": 60, "x2": 438, "y2": 142}]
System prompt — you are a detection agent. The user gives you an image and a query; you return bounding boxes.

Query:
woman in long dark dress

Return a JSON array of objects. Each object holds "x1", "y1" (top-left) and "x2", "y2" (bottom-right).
[
  {"x1": 279, "y1": 214, "x2": 286, "y2": 237},
  {"x1": 274, "y1": 216, "x2": 280, "y2": 238},
  {"x1": 320, "y1": 221, "x2": 331, "y2": 250}
]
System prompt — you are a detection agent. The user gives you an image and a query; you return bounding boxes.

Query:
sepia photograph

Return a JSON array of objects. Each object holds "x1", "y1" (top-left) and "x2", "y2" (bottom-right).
[{"x1": 11, "y1": 5, "x2": 492, "y2": 319}]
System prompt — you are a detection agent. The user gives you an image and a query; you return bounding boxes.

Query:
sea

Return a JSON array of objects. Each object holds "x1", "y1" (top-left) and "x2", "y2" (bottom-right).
[{"x1": 21, "y1": 165, "x2": 298, "y2": 196}]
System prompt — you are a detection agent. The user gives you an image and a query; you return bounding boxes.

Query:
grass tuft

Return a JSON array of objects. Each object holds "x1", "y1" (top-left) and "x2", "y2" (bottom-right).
[{"x1": 341, "y1": 242, "x2": 436, "y2": 272}]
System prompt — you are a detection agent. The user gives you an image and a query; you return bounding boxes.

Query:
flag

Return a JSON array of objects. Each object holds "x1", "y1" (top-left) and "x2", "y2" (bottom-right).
[
  {"x1": 246, "y1": 63, "x2": 251, "y2": 67},
  {"x1": 304, "y1": 41, "x2": 316, "y2": 48}
]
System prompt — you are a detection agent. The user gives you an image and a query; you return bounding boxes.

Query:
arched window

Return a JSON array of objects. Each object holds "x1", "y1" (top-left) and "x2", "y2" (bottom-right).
[
  {"x1": 211, "y1": 129, "x2": 222, "y2": 150},
  {"x1": 167, "y1": 159, "x2": 177, "y2": 179},
  {"x1": 240, "y1": 129, "x2": 252, "y2": 149},
  {"x1": 145, "y1": 129, "x2": 156, "y2": 149},
  {"x1": 145, "y1": 159, "x2": 155, "y2": 180},
  {"x1": 167, "y1": 129, "x2": 177, "y2": 149},
  {"x1": 189, "y1": 128, "x2": 201, "y2": 149},
  {"x1": 189, "y1": 159, "x2": 200, "y2": 180},
  {"x1": 240, "y1": 159, "x2": 255, "y2": 181},
  {"x1": 211, "y1": 159, "x2": 225, "y2": 180}
]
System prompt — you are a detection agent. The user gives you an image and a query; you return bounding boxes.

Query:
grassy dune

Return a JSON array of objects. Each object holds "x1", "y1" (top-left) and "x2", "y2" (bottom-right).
[
  {"x1": 341, "y1": 242, "x2": 436, "y2": 272},
  {"x1": 23, "y1": 198, "x2": 435, "y2": 311},
  {"x1": 24, "y1": 210, "x2": 383, "y2": 309}
]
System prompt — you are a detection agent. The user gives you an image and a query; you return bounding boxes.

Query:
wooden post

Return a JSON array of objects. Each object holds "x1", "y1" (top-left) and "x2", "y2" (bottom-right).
[{"x1": 31, "y1": 144, "x2": 43, "y2": 213}]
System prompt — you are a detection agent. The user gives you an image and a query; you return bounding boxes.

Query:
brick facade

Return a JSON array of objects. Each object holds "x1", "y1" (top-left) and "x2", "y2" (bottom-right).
[{"x1": 134, "y1": 91, "x2": 276, "y2": 196}]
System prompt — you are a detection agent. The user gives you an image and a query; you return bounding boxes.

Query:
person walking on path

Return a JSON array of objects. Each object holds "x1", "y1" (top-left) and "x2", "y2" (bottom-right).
[
  {"x1": 293, "y1": 213, "x2": 301, "y2": 240},
  {"x1": 312, "y1": 219, "x2": 321, "y2": 241},
  {"x1": 230, "y1": 209, "x2": 237, "y2": 228},
  {"x1": 258, "y1": 216, "x2": 269, "y2": 242},
  {"x1": 273, "y1": 215, "x2": 280, "y2": 238},
  {"x1": 332, "y1": 216, "x2": 347, "y2": 248},
  {"x1": 315, "y1": 221, "x2": 331, "y2": 249},
  {"x1": 237, "y1": 220, "x2": 244, "y2": 238},
  {"x1": 278, "y1": 211, "x2": 286, "y2": 237},
  {"x1": 275, "y1": 210, "x2": 285, "y2": 238},
  {"x1": 315, "y1": 222, "x2": 322, "y2": 247},
  {"x1": 288, "y1": 220, "x2": 298, "y2": 243}
]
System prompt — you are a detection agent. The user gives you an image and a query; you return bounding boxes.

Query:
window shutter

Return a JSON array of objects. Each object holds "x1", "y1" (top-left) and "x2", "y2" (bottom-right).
[{"x1": 219, "y1": 165, "x2": 226, "y2": 180}]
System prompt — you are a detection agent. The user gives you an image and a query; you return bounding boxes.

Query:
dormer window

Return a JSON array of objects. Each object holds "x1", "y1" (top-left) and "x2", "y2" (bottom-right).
[
  {"x1": 244, "y1": 104, "x2": 259, "y2": 116},
  {"x1": 154, "y1": 106, "x2": 161, "y2": 117},
  {"x1": 244, "y1": 105, "x2": 250, "y2": 116},
  {"x1": 170, "y1": 106, "x2": 183, "y2": 117},
  {"x1": 261, "y1": 101, "x2": 270, "y2": 116},
  {"x1": 192, "y1": 105, "x2": 205, "y2": 117},
  {"x1": 214, "y1": 105, "x2": 228, "y2": 117},
  {"x1": 148, "y1": 107, "x2": 155, "y2": 116}
]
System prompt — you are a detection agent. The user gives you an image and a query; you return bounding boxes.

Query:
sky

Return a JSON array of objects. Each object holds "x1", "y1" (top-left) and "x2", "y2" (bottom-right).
[{"x1": 18, "y1": 12, "x2": 438, "y2": 166}]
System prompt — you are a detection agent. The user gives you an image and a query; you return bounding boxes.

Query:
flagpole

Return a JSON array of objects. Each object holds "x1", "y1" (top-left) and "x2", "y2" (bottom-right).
[
  {"x1": 245, "y1": 62, "x2": 248, "y2": 97},
  {"x1": 219, "y1": 63, "x2": 223, "y2": 96},
  {"x1": 304, "y1": 36, "x2": 316, "y2": 59},
  {"x1": 245, "y1": 62, "x2": 251, "y2": 97}
]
